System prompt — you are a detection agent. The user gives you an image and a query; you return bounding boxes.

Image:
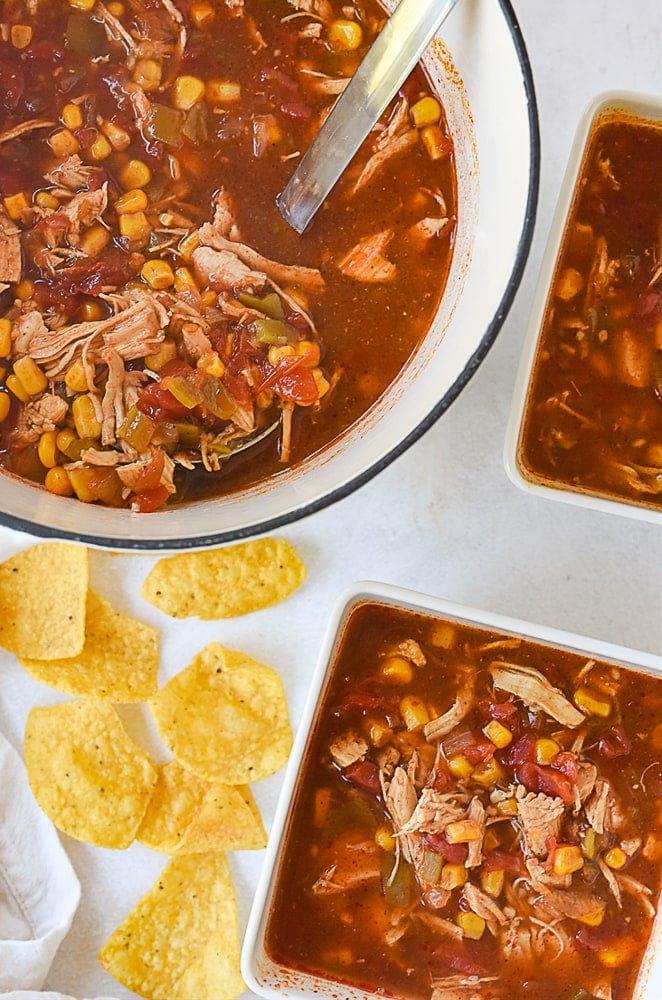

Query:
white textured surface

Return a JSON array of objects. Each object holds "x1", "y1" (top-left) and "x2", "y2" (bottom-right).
[{"x1": 0, "y1": 0, "x2": 660, "y2": 997}]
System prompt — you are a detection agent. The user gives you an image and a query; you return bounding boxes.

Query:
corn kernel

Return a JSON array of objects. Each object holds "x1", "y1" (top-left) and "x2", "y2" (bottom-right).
[
  {"x1": 430, "y1": 623, "x2": 456, "y2": 648},
  {"x1": 56, "y1": 428, "x2": 78, "y2": 454},
  {"x1": 555, "y1": 267, "x2": 584, "y2": 301},
  {"x1": 78, "y1": 302, "x2": 103, "y2": 323},
  {"x1": 0, "y1": 392, "x2": 11, "y2": 422},
  {"x1": 552, "y1": 844, "x2": 584, "y2": 877},
  {"x1": 101, "y1": 120, "x2": 132, "y2": 151},
  {"x1": 3, "y1": 192, "x2": 29, "y2": 221},
  {"x1": 574, "y1": 687, "x2": 611, "y2": 718},
  {"x1": 44, "y1": 466, "x2": 74, "y2": 497},
  {"x1": 16, "y1": 279, "x2": 34, "y2": 301},
  {"x1": 439, "y1": 864, "x2": 467, "y2": 891},
  {"x1": 598, "y1": 938, "x2": 636, "y2": 968},
  {"x1": 189, "y1": 1, "x2": 215, "y2": 29},
  {"x1": 483, "y1": 720, "x2": 513, "y2": 749},
  {"x1": 61, "y1": 102, "x2": 84, "y2": 129},
  {"x1": 34, "y1": 190, "x2": 59, "y2": 211},
  {"x1": 173, "y1": 266, "x2": 198, "y2": 294},
  {"x1": 328, "y1": 18, "x2": 363, "y2": 50},
  {"x1": 172, "y1": 75, "x2": 205, "y2": 111},
  {"x1": 133, "y1": 58, "x2": 162, "y2": 93},
  {"x1": 456, "y1": 911, "x2": 485, "y2": 940},
  {"x1": 86, "y1": 132, "x2": 113, "y2": 161},
  {"x1": 115, "y1": 188, "x2": 149, "y2": 215},
  {"x1": 10, "y1": 24, "x2": 32, "y2": 49},
  {"x1": 6, "y1": 374, "x2": 30, "y2": 403},
  {"x1": 47, "y1": 129, "x2": 79, "y2": 158},
  {"x1": 65, "y1": 359, "x2": 89, "y2": 393},
  {"x1": 142, "y1": 259, "x2": 175, "y2": 290},
  {"x1": 445, "y1": 820, "x2": 482, "y2": 845},
  {"x1": 80, "y1": 223, "x2": 111, "y2": 256},
  {"x1": 471, "y1": 758, "x2": 506, "y2": 788},
  {"x1": 312, "y1": 367, "x2": 330, "y2": 399},
  {"x1": 178, "y1": 230, "x2": 200, "y2": 262},
  {"x1": 535, "y1": 737, "x2": 561, "y2": 765},
  {"x1": 481, "y1": 869, "x2": 504, "y2": 898},
  {"x1": 448, "y1": 754, "x2": 473, "y2": 780},
  {"x1": 577, "y1": 907, "x2": 606, "y2": 927},
  {"x1": 119, "y1": 159, "x2": 152, "y2": 190},
  {"x1": 496, "y1": 797, "x2": 518, "y2": 816},
  {"x1": 13, "y1": 356, "x2": 48, "y2": 396},
  {"x1": 381, "y1": 655, "x2": 413, "y2": 685},
  {"x1": 205, "y1": 79, "x2": 241, "y2": 104},
  {"x1": 69, "y1": 0, "x2": 95, "y2": 8},
  {"x1": 604, "y1": 847, "x2": 627, "y2": 870},
  {"x1": 374, "y1": 825, "x2": 395, "y2": 852},
  {"x1": 267, "y1": 344, "x2": 296, "y2": 366},
  {"x1": 399, "y1": 695, "x2": 430, "y2": 732},
  {"x1": 410, "y1": 96, "x2": 441, "y2": 128},
  {"x1": 72, "y1": 393, "x2": 102, "y2": 439},
  {"x1": 38, "y1": 430, "x2": 59, "y2": 469},
  {"x1": 144, "y1": 338, "x2": 178, "y2": 372},
  {"x1": 201, "y1": 289, "x2": 217, "y2": 307},
  {"x1": 368, "y1": 721, "x2": 392, "y2": 748},
  {"x1": 420, "y1": 124, "x2": 451, "y2": 161},
  {"x1": 197, "y1": 351, "x2": 225, "y2": 378},
  {"x1": 107, "y1": 1, "x2": 124, "y2": 13},
  {"x1": 0, "y1": 318, "x2": 11, "y2": 358},
  {"x1": 483, "y1": 829, "x2": 502, "y2": 852},
  {"x1": 119, "y1": 211, "x2": 151, "y2": 243}
]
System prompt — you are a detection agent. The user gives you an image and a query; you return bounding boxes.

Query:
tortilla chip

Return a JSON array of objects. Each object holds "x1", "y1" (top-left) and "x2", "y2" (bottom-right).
[
  {"x1": 0, "y1": 542, "x2": 87, "y2": 659},
  {"x1": 149, "y1": 643, "x2": 292, "y2": 784},
  {"x1": 24, "y1": 698, "x2": 158, "y2": 849},
  {"x1": 99, "y1": 852, "x2": 245, "y2": 1000},
  {"x1": 137, "y1": 759, "x2": 267, "y2": 853},
  {"x1": 140, "y1": 537, "x2": 306, "y2": 619},
  {"x1": 19, "y1": 590, "x2": 159, "y2": 701}
]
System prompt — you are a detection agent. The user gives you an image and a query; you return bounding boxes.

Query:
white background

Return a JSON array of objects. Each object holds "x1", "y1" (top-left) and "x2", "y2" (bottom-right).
[{"x1": 0, "y1": 0, "x2": 660, "y2": 997}]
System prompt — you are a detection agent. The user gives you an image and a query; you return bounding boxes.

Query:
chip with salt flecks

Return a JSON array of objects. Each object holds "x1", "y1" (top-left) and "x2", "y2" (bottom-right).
[
  {"x1": 0, "y1": 542, "x2": 87, "y2": 659},
  {"x1": 137, "y1": 759, "x2": 267, "y2": 854},
  {"x1": 140, "y1": 537, "x2": 306, "y2": 619},
  {"x1": 19, "y1": 590, "x2": 159, "y2": 701},
  {"x1": 98, "y1": 851, "x2": 245, "y2": 1000},
  {"x1": 149, "y1": 643, "x2": 293, "y2": 784},
  {"x1": 24, "y1": 699, "x2": 158, "y2": 849}
]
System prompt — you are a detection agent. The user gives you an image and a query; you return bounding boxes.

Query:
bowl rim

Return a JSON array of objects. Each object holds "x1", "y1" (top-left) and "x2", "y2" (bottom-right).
[
  {"x1": 0, "y1": 0, "x2": 540, "y2": 551},
  {"x1": 241, "y1": 580, "x2": 662, "y2": 999},
  {"x1": 503, "y1": 88, "x2": 662, "y2": 526}
]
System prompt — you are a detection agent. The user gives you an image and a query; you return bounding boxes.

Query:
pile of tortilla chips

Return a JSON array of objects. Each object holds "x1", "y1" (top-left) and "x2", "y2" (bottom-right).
[{"x1": 0, "y1": 536, "x2": 304, "y2": 1000}]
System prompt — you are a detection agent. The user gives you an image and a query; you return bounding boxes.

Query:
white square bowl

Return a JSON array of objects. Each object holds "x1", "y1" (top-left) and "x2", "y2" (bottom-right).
[
  {"x1": 242, "y1": 581, "x2": 662, "y2": 999},
  {"x1": 504, "y1": 90, "x2": 662, "y2": 526}
]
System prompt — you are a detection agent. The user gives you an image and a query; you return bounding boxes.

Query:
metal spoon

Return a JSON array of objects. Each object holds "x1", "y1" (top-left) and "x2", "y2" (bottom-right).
[{"x1": 277, "y1": 0, "x2": 461, "y2": 234}]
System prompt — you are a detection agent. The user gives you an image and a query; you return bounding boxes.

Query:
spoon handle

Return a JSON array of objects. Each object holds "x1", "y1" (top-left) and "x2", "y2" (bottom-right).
[{"x1": 277, "y1": 0, "x2": 460, "y2": 234}]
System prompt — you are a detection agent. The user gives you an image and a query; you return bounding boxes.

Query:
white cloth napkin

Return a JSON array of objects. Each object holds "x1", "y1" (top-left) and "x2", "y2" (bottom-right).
[{"x1": 0, "y1": 731, "x2": 81, "y2": 991}]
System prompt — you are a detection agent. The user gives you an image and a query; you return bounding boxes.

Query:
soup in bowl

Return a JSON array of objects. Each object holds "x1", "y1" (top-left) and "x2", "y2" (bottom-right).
[{"x1": 0, "y1": 0, "x2": 538, "y2": 548}]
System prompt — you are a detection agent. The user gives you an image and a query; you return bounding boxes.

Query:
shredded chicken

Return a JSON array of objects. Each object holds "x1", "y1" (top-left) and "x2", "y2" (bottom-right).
[
  {"x1": 0, "y1": 208, "x2": 22, "y2": 284},
  {"x1": 329, "y1": 732, "x2": 368, "y2": 769},
  {"x1": 197, "y1": 226, "x2": 326, "y2": 292},
  {"x1": 515, "y1": 787, "x2": 565, "y2": 858},
  {"x1": 424, "y1": 682, "x2": 474, "y2": 740},
  {"x1": 337, "y1": 230, "x2": 396, "y2": 283},
  {"x1": 490, "y1": 662, "x2": 585, "y2": 727},
  {"x1": 0, "y1": 118, "x2": 54, "y2": 146},
  {"x1": 11, "y1": 395, "x2": 68, "y2": 448}
]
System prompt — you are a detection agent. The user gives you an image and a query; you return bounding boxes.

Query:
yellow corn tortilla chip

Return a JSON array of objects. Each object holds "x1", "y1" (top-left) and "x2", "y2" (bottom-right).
[
  {"x1": 149, "y1": 643, "x2": 292, "y2": 784},
  {"x1": 24, "y1": 698, "x2": 158, "y2": 849},
  {"x1": 99, "y1": 852, "x2": 245, "y2": 1000},
  {"x1": 19, "y1": 590, "x2": 159, "y2": 701},
  {"x1": 137, "y1": 759, "x2": 267, "y2": 853},
  {"x1": 140, "y1": 537, "x2": 306, "y2": 619},
  {"x1": 0, "y1": 542, "x2": 87, "y2": 659}
]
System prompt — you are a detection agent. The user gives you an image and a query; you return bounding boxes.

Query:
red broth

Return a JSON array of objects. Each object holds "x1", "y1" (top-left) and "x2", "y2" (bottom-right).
[
  {"x1": 517, "y1": 111, "x2": 662, "y2": 510},
  {"x1": 0, "y1": 0, "x2": 456, "y2": 511},
  {"x1": 266, "y1": 601, "x2": 662, "y2": 1000}
]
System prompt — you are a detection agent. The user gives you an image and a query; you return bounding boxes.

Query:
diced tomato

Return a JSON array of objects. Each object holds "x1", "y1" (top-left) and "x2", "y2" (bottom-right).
[
  {"x1": 130, "y1": 483, "x2": 171, "y2": 513},
  {"x1": 424, "y1": 832, "x2": 468, "y2": 864},
  {"x1": 598, "y1": 724, "x2": 632, "y2": 759},
  {"x1": 463, "y1": 734, "x2": 495, "y2": 765},
  {"x1": 431, "y1": 939, "x2": 495, "y2": 977},
  {"x1": 516, "y1": 761, "x2": 574, "y2": 804},
  {"x1": 342, "y1": 759, "x2": 381, "y2": 795},
  {"x1": 334, "y1": 691, "x2": 384, "y2": 715},
  {"x1": 477, "y1": 697, "x2": 518, "y2": 722},
  {"x1": 137, "y1": 380, "x2": 189, "y2": 422},
  {"x1": 551, "y1": 751, "x2": 578, "y2": 782},
  {"x1": 127, "y1": 450, "x2": 165, "y2": 493},
  {"x1": 483, "y1": 847, "x2": 527, "y2": 876},
  {"x1": 158, "y1": 360, "x2": 195, "y2": 379},
  {"x1": 273, "y1": 365, "x2": 318, "y2": 405}
]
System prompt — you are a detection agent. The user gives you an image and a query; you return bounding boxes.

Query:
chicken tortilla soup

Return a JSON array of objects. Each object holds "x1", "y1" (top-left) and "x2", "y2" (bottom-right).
[
  {"x1": 0, "y1": 0, "x2": 456, "y2": 512},
  {"x1": 266, "y1": 601, "x2": 662, "y2": 1000}
]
